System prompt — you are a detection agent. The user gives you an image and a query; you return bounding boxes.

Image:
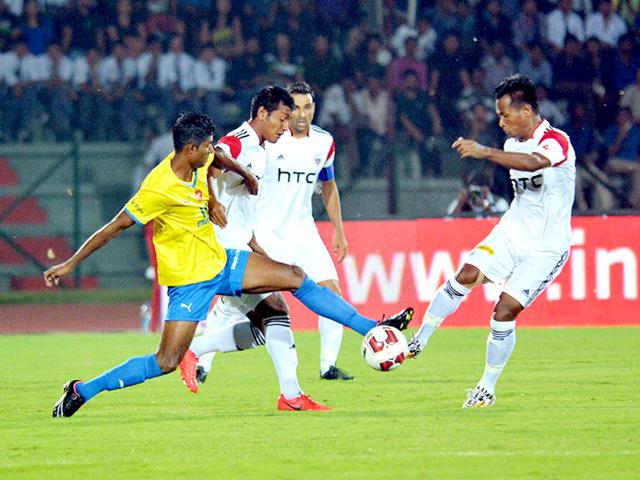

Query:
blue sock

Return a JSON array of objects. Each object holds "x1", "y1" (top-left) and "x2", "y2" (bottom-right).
[
  {"x1": 76, "y1": 353, "x2": 163, "y2": 402},
  {"x1": 293, "y1": 276, "x2": 376, "y2": 336}
]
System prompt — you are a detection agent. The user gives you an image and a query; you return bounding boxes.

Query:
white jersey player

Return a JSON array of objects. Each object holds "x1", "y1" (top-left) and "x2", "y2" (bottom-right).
[
  {"x1": 409, "y1": 75, "x2": 576, "y2": 408},
  {"x1": 256, "y1": 82, "x2": 352, "y2": 380},
  {"x1": 185, "y1": 86, "x2": 332, "y2": 411}
]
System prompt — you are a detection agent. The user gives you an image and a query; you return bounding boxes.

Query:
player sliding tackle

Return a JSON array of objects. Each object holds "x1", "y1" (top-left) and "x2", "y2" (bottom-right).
[
  {"x1": 46, "y1": 105, "x2": 413, "y2": 418},
  {"x1": 409, "y1": 75, "x2": 576, "y2": 408}
]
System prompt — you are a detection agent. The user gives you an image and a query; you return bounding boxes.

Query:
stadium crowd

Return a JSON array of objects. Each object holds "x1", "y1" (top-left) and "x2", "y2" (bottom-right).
[{"x1": 0, "y1": 0, "x2": 639, "y2": 210}]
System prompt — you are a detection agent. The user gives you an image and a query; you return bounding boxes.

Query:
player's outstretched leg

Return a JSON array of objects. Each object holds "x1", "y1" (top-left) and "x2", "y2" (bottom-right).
[
  {"x1": 53, "y1": 321, "x2": 196, "y2": 417},
  {"x1": 409, "y1": 266, "x2": 479, "y2": 357}
]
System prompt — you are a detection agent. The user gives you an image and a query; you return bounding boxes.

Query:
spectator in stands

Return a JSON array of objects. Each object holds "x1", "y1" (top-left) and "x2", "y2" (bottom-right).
[
  {"x1": 193, "y1": 44, "x2": 226, "y2": 125},
  {"x1": 476, "y1": 0, "x2": 513, "y2": 52},
  {"x1": 480, "y1": 40, "x2": 515, "y2": 95},
  {"x1": 303, "y1": 35, "x2": 340, "y2": 94},
  {"x1": 146, "y1": 0, "x2": 185, "y2": 45},
  {"x1": 387, "y1": 35, "x2": 428, "y2": 93},
  {"x1": 395, "y1": 70, "x2": 445, "y2": 177},
  {"x1": 40, "y1": 43, "x2": 75, "y2": 140},
  {"x1": 0, "y1": 1, "x2": 20, "y2": 51},
  {"x1": 228, "y1": 36, "x2": 268, "y2": 112},
  {"x1": 613, "y1": 0, "x2": 639, "y2": 26},
  {"x1": 105, "y1": 0, "x2": 146, "y2": 53},
  {"x1": 586, "y1": 0, "x2": 627, "y2": 48},
  {"x1": 265, "y1": 32, "x2": 302, "y2": 86},
  {"x1": 537, "y1": 84, "x2": 568, "y2": 126},
  {"x1": 463, "y1": 102, "x2": 502, "y2": 149},
  {"x1": 352, "y1": 71, "x2": 391, "y2": 177},
  {"x1": 316, "y1": 77, "x2": 360, "y2": 177},
  {"x1": 0, "y1": 37, "x2": 21, "y2": 141},
  {"x1": 349, "y1": 33, "x2": 392, "y2": 85},
  {"x1": 19, "y1": 0, "x2": 53, "y2": 55},
  {"x1": 424, "y1": 0, "x2": 457, "y2": 35},
  {"x1": 137, "y1": 38, "x2": 173, "y2": 131},
  {"x1": 564, "y1": 101, "x2": 605, "y2": 211},
  {"x1": 74, "y1": 48, "x2": 112, "y2": 140},
  {"x1": 518, "y1": 43, "x2": 553, "y2": 89},
  {"x1": 457, "y1": 67, "x2": 496, "y2": 125},
  {"x1": 158, "y1": 35, "x2": 196, "y2": 122},
  {"x1": 544, "y1": 0, "x2": 586, "y2": 53},
  {"x1": 553, "y1": 35, "x2": 593, "y2": 104},
  {"x1": 601, "y1": 107, "x2": 640, "y2": 208},
  {"x1": 61, "y1": 0, "x2": 106, "y2": 56},
  {"x1": 454, "y1": 1, "x2": 477, "y2": 53},
  {"x1": 620, "y1": 67, "x2": 640, "y2": 122},
  {"x1": 272, "y1": 0, "x2": 316, "y2": 60},
  {"x1": 199, "y1": 0, "x2": 242, "y2": 59},
  {"x1": 14, "y1": 39, "x2": 47, "y2": 141},
  {"x1": 430, "y1": 31, "x2": 470, "y2": 131},
  {"x1": 512, "y1": 0, "x2": 545, "y2": 52},
  {"x1": 612, "y1": 33, "x2": 640, "y2": 91}
]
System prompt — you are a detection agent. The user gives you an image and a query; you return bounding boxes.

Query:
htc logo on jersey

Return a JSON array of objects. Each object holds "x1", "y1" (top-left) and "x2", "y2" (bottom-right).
[
  {"x1": 277, "y1": 167, "x2": 316, "y2": 184},
  {"x1": 511, "y1": 174, "x2": 543, "y2": 193}
]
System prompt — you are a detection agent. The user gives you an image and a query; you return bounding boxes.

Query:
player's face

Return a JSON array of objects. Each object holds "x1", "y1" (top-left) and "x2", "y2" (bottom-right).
[
  {"x1": 496, "y1": 95, "x2": 531, "y2": 138},
  {"x1": 262, "y1": 103, "x2": 292, "y2": 143},
  {"x1": 189, "y1": 135, "x2": 214, "y2": 168},
  {"x1": 290, "y1": 93, "x2": 315, "y2": 136}
]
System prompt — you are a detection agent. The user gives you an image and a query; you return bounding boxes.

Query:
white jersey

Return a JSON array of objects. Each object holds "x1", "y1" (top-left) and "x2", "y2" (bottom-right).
[
  {"x1": 496, "y1": 118, "x2": 576, "y2": 254},
  {"x1": 214, "y1": 121, "x2": 266, "y2": 249},
  {"x1": 255, "y1": 126, "x2": 336, "y2": 242}
]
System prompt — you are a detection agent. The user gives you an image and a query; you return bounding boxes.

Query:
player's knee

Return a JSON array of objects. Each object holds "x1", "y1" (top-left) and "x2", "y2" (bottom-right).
[
  {"x1": 289, "y1": 265, "x2": 306, "y2": 284},
  {"x1": 493, "y1": 301, "x2": 521, "y2": 322},
  {"x1": 155, "y1": 352, "x2": 181, "y2": 373},
  {"x1": 257, "y1": 293, "x2": 289, "y2": 317},
  {"x1": 456, "y1": 264, "x2": 482, "y2": 287}
]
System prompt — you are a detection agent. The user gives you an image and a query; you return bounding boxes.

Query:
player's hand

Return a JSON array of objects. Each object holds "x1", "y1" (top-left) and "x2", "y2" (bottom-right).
[
  {"x1": 332, "y1": 232, "x2": 348, "y2": 263},
  {"x1": 208, "y1": 199, "x2": 227, "y2": 228},
  {"x1": 243, "y1": 171, "x2": 259, "y2": 195},
  {"x1": 43, "y1": 261, "x2": 73, "y2": 287},
  {"x1": 452, "y1": 137, "x2": 489, "y2": 159}
]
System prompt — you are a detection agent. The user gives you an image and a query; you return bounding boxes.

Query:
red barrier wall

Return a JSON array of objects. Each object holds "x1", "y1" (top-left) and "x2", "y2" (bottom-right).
[{"x1": 285, "y1": 216, "x2": 640, "y2": 330}]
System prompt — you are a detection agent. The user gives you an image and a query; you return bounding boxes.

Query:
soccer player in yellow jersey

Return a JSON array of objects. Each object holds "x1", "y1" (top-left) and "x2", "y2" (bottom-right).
[{"x1": 47, "y1": 108, "x2": 413, "y2": 418}]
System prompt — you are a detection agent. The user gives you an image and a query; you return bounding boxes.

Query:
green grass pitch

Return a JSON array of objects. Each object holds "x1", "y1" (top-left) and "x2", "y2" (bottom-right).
[{"x1": 0, "y1": 327, "x2": 638, "y2": 479}]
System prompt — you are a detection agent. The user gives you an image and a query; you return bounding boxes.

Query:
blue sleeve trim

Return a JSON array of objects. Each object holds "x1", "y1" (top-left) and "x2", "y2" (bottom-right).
[
  {"x1": 124, "y1": 207, "x2": 144, "y2": 226},
  {"x1": 318, "y1": 164, "x2": 335, "y2": 181}
]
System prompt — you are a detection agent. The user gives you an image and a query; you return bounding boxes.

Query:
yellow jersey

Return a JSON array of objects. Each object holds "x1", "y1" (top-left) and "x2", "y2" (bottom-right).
[{"x1": 124, "y1": 153, "x2": 227, "y2": 286}]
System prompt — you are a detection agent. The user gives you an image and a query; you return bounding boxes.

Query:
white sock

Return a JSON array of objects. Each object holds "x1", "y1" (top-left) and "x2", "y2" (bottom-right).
[
  {"x1": 415, "y1": 277, "x2": 470, "y2": 348},
  {"x1": 264, "y1": 315, "x2": 302, "y2": 399},
  {"x1": 191, "y1": 320, "x2": 264, "y2": 357},
  {"x1": 478, "y1": 318, "x2": 516, "y2": 395},
  {"x1": 319, "y1": 316, "x2": 343, "y2": 374}
]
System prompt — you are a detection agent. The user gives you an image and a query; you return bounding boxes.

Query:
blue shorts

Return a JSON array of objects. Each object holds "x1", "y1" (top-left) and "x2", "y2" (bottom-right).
[{"x1": 165, "y1": 249, "x2": 249, "y2": 322}]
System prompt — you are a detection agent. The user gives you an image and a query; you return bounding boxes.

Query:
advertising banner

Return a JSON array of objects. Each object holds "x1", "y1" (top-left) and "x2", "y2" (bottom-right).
[{"x1": 285, "y1": 216, "x2": 639, "y2": 330}]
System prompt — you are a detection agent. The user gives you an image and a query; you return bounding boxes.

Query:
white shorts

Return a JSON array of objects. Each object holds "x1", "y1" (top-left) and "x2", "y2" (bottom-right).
[
  {"x1": 205, "y1": 293, "x2": 270, "y2": 332},
  {"x1": 257, "y1": 229, "x2": 338, "y2": 283},
  {"x1": 465, "y1": 228, "x2": 569, "y2": 308}
]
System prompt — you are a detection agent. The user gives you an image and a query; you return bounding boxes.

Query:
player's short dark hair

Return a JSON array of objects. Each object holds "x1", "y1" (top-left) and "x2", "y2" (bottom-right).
[
  {"x1": 494, "y1": 74, "x2": 538, "y2": 112},
  {"x1": 250, "y1": 85, "x2": 295, "y2": 119},
  {"x1": 172, "y1": 112, "x2": 215, "y2": 151},
  {"x1": 288, "y1": 81, "x2": 315, "y2": 99}
]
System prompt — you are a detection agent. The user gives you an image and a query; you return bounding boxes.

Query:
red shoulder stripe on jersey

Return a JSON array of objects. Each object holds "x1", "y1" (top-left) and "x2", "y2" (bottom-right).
[
  {"x1": 216, "y1": 136, "x2": 242, "y2": 159},
  {"x1": 539, "y1": 129, "x2": 568, "y2": 166},
  {"x1": 325, "y1": 139, "x2": 336, "y2": 164}
]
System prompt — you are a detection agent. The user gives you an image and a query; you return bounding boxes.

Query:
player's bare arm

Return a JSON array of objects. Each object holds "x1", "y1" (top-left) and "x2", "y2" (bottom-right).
[
  {"x1": 206, "y1": 170, "x2": 227, "y2": 228},
  {"x1": 212, "y1": 146, "x2": 259, "y2": 195},
  {"x1": 452, "y1": 137, "x2": 552, "y2": 171},
  {"x1": 44, "y1": 210, "x2": 134, "y2": 287},
  {"x1": 321, "y1": 179, "x2": 348, "y2": 262}
]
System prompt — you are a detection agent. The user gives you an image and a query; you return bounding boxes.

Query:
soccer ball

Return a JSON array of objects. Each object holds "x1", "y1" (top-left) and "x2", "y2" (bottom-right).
[{"x1": 361, "y1": 325, "x2": 409, "y2": 371}]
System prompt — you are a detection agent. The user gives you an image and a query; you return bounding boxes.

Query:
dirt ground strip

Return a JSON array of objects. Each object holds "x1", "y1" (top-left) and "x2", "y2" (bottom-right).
[{"x1": 0, "y1": 303, "x2": 141, "y2": 334}]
